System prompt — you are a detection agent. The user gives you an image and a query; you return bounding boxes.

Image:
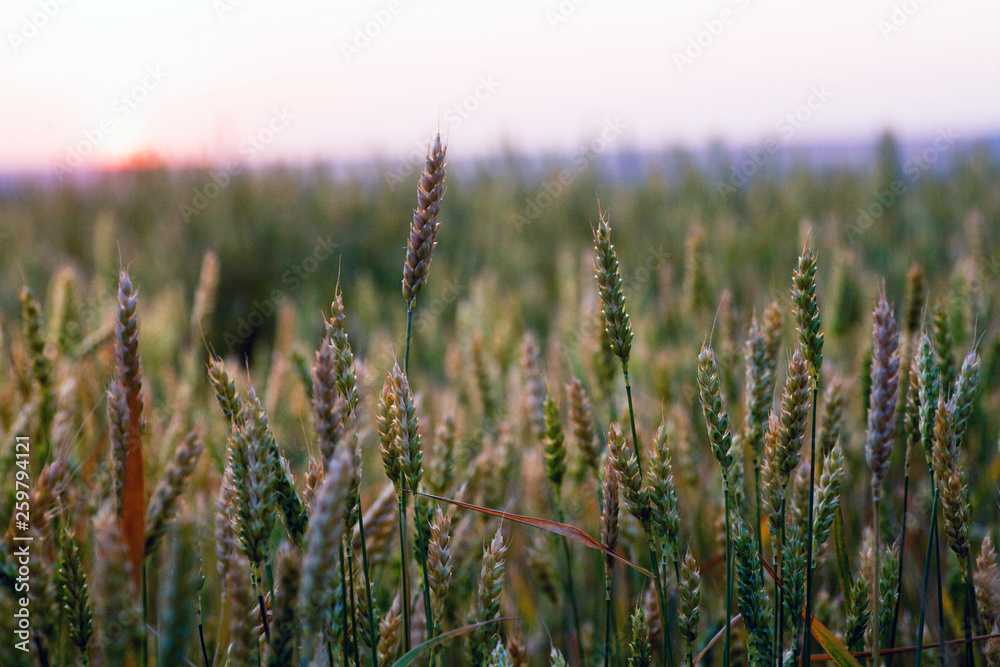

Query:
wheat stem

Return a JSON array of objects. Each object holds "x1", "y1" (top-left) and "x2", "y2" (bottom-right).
[
  {"x1": 873, "y1": 495, "x2": 882, "y2": 667},
  {"x1": 555, "y1": 498, "x2": 584, "y2": 660},
  {"x1": 397, "y1": 493, "x2": 412, "y2": 652},
  {"x1": 802, "y1": 383, "x2": 818, "y2": 666},
  {"x1": 622, "y1": 364, "x2": 644, "y2": 476},
  {"x1": 723, "y1": 474, "x2": 733, "y2": 667},
  {"x1": 356, "y1": 506, "x2": 379, "y2": 667},
  {"x1": 404, "y1": 300, "x2": 414, "y2": 376}
]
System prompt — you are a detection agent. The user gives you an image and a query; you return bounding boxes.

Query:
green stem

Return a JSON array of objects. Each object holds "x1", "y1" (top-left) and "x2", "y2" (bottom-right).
[
  {"x1": 964, "y1": 560, "x2": 976, "y2": 667},
  {"x1": 723, "y1": 475, "x2": 733, "y2": 667},
  {"x1": 338, "y1": 542, "x2": 352, "y2": 663},
  {"x1": 648, "y1": 543, "x2": 675, "y2": 667},
  {"x1": 622, "y1": 364, "x2": 644, "y2": 477},
  {"x1": 555, "y1": 500, "x2": 584, "y2": 662},
  {"x1": 802, "y1": 383, "x2": 818, "y2": 667},
  {"x1": 347, "y1": 542, "x2": 362, "y2": 667},
  {"x1": 873, "y1": 495, "x2": 882, "y2": 667},
  {"x1": 198, "y1": 621, "x2": 210, "y2": 667},
  {"x1": 754, "y1": 453, "x2": 763, "y2": 567},
  {"x1": 253, "y1": 564, "x2": 271, "y2": 643},
  {"x1": 356, "y1": 505, "x2": 379, "y2": 667},
  {"x1": 397, "y1": 493, "x2": 412, "y2": 652},
  {"x1": 915, "y1": 487, "x2": 939, "y2": 667},
  {"x1": 605, "y1": 576, "x2": 614, "y2": 667},
  {"x1": 888, "y1": 465, "x2": 911, "y2": 661},
  {"x1": 935, "y1": 520, "x2": 945, "y2": 665},
  {"x1": 776, "y1": 500, "x2": 786, "y2": 667},
  {"x1": 412, "y1": 495, "x2": 435, "y2": 642},
  {"x1": 404, "y1": 300, "x2": 414, "y2": 376}
]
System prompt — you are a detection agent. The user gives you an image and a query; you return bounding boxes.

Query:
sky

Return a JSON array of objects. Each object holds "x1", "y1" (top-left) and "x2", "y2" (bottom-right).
[{"x1": 2, "y1": 0, "x2": 999, "y2": 173}]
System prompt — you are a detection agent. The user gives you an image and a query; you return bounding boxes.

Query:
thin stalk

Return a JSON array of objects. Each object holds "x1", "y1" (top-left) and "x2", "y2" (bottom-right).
[
  {"x1": 347, "y1": 542, "x2": 363, "y2": 666},
  {"x1": 327, "y1": 637, "x2": 336, "y2": 667},
  {"x1": 723, "y1": 477, "x2": 733, "y2": 667},
  {"x1": 404, "y1": 301, "x2": 414, "y2": 376},
  {"x1": 648, "y1": 543, "x2": 676, "y2": 667},
  {"x1": 197, "y1": 594, "x2": 211, "y2": 667},
  {"x1": 198, "y1": 621, "x2": 210, "y2": 667},
  {"x1": 802, "y1": 384, "x2": 818, "y2": 667},
  {"x1": 662, "y1": 552, "x2": 679, "y2": 667},
  {"x1": 935, "y1": 519, "x2": 945, "y2": 663},
  {"x1": 915, "y1": 490, "x2": 936, "y2": 667},
  {"x1": 397, "y1": 493, "x2": 412, "y2": 652},
  {"x1": 412, "y1": 498, "x2": 435, "y2": 642},
  {"x1": 621, "y1": 364, "x2": 644, "y2": 475},
  {"x1": 254, "y1": 564, "x2": 271, "y2": 643},
  {"x1": 338, "y1": 542, "x2": 353, "y2": 663},
  {"x1": 964, "y1": 562, "x2": 976, "y2": 667},
  {"x1": 873, "y1": 495, "x2": 882, "y2": 667},
  {"x1": 889, "y1": 466, "x2": 911, "y2": 659},
  {"x1": 754, "y1": 455, "x2": 763, "y2": 565},
  {"x1": 356, "y1": 507, "x2": 379, "y2": 667},
  {"x1": 776, "y1": 502, "x2": 786, "y2": 667},
  {"x1": 555, "y1": 500, "x2": 584, "y2": 661},
  {"x1": 605, "y1": 577, "x2": 614, "y2": 667}
]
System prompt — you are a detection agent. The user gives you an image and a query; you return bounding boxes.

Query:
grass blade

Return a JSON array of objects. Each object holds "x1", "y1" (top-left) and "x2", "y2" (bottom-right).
[
  {"x1": 414, "y1": 491, "x2": 653, "y2": 578},
  {"x1": 810, "y1": 616, "x2": 863, "y2": 667},
  {"x1": 391, "y1": 617, "x2": 516, "y2": 667}
]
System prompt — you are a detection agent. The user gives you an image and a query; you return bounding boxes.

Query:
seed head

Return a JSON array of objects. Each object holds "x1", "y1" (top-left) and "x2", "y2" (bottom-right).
[
  {"x1": 312, "y1": 336, "x2": 345, "y2": 465},
  {"x1": 299, "y1": 449, "x2": 352, "y2": 643},
  {"x1": 207, "y1": 356, "x2": 244, "y2": 430},
  {"x1": 648, "y1": 422, "x2": 680, "y2": 552},
  {"x1": 601, "y1": 453, "x2": 620, "y2": 580},
  {"x1": 732, "y1": 516, "x2": 774, "y2": 667},
  {"x1": 628, "y1": 598, "x2": 651, "y2": 667},
  {"x1": 697, "y1": 344, "x2": 734, "y2": 473},
  {"x1": 678, "y1": 550, "x2": 701, "y2": 661},
  {"x1": 903, "y1": 262, "x2": 926, "y2": 337},
  {"x1": 403, "y1": 133, "x2": 447, "y2": 303},
  {"x1": 743, "y1": 314, "x2": 771, "y2": 459},
  {"x1": 791, "y1": 240, "x2": 824, "y2": 377},
  {"x1": 932, "y1": 298, "x2": 957, "y2": 391},
  {"x1": 865, "y1": 291, "x2": 899, "y2": 501},
  {"x1": 566, "y1": 376, "x2": 600, "y2": 480},
  {"x1": 542, "y1": 393, "x2": 567, "y2": 490},
  {"x1": 593, "y1": 209, "x2": 633, "y2": 364},
  {"x1": 521, "y1": 332, "x2": 547, "y2": 443},
  {"x1": 145, "y1": 429, "x2": 204, "y2": 556},
  {"x1": 608, "y1": 422, "x2": 651, "y2": 531}
]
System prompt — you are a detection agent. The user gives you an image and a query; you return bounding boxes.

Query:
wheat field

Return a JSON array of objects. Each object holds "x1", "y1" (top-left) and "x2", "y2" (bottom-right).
[{"x1": 1, "y1": 133, "x2": 999, "y2": 667}]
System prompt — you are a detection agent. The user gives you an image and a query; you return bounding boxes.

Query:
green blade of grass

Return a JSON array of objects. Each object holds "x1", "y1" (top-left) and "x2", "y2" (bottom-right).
[
  {"x1": 391, "y1": 617, "x2": 517, "y2": 667},
  {"x1": 414, "y1": 491, "x2": 653, "y2": 578},
  {"x1": 810, "y1": 616, "x2": 863, "y2": 667}
]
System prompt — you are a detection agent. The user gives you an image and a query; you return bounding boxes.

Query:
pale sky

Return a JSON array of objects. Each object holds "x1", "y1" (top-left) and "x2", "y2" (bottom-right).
[{"x1": 2, "y1": 0, "x2": 998, "y2": 172}]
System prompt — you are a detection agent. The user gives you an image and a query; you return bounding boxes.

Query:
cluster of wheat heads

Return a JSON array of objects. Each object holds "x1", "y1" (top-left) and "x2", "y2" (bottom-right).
[{"x1": 2, "y1": 133, "x2": 1000, "y2": 667}]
